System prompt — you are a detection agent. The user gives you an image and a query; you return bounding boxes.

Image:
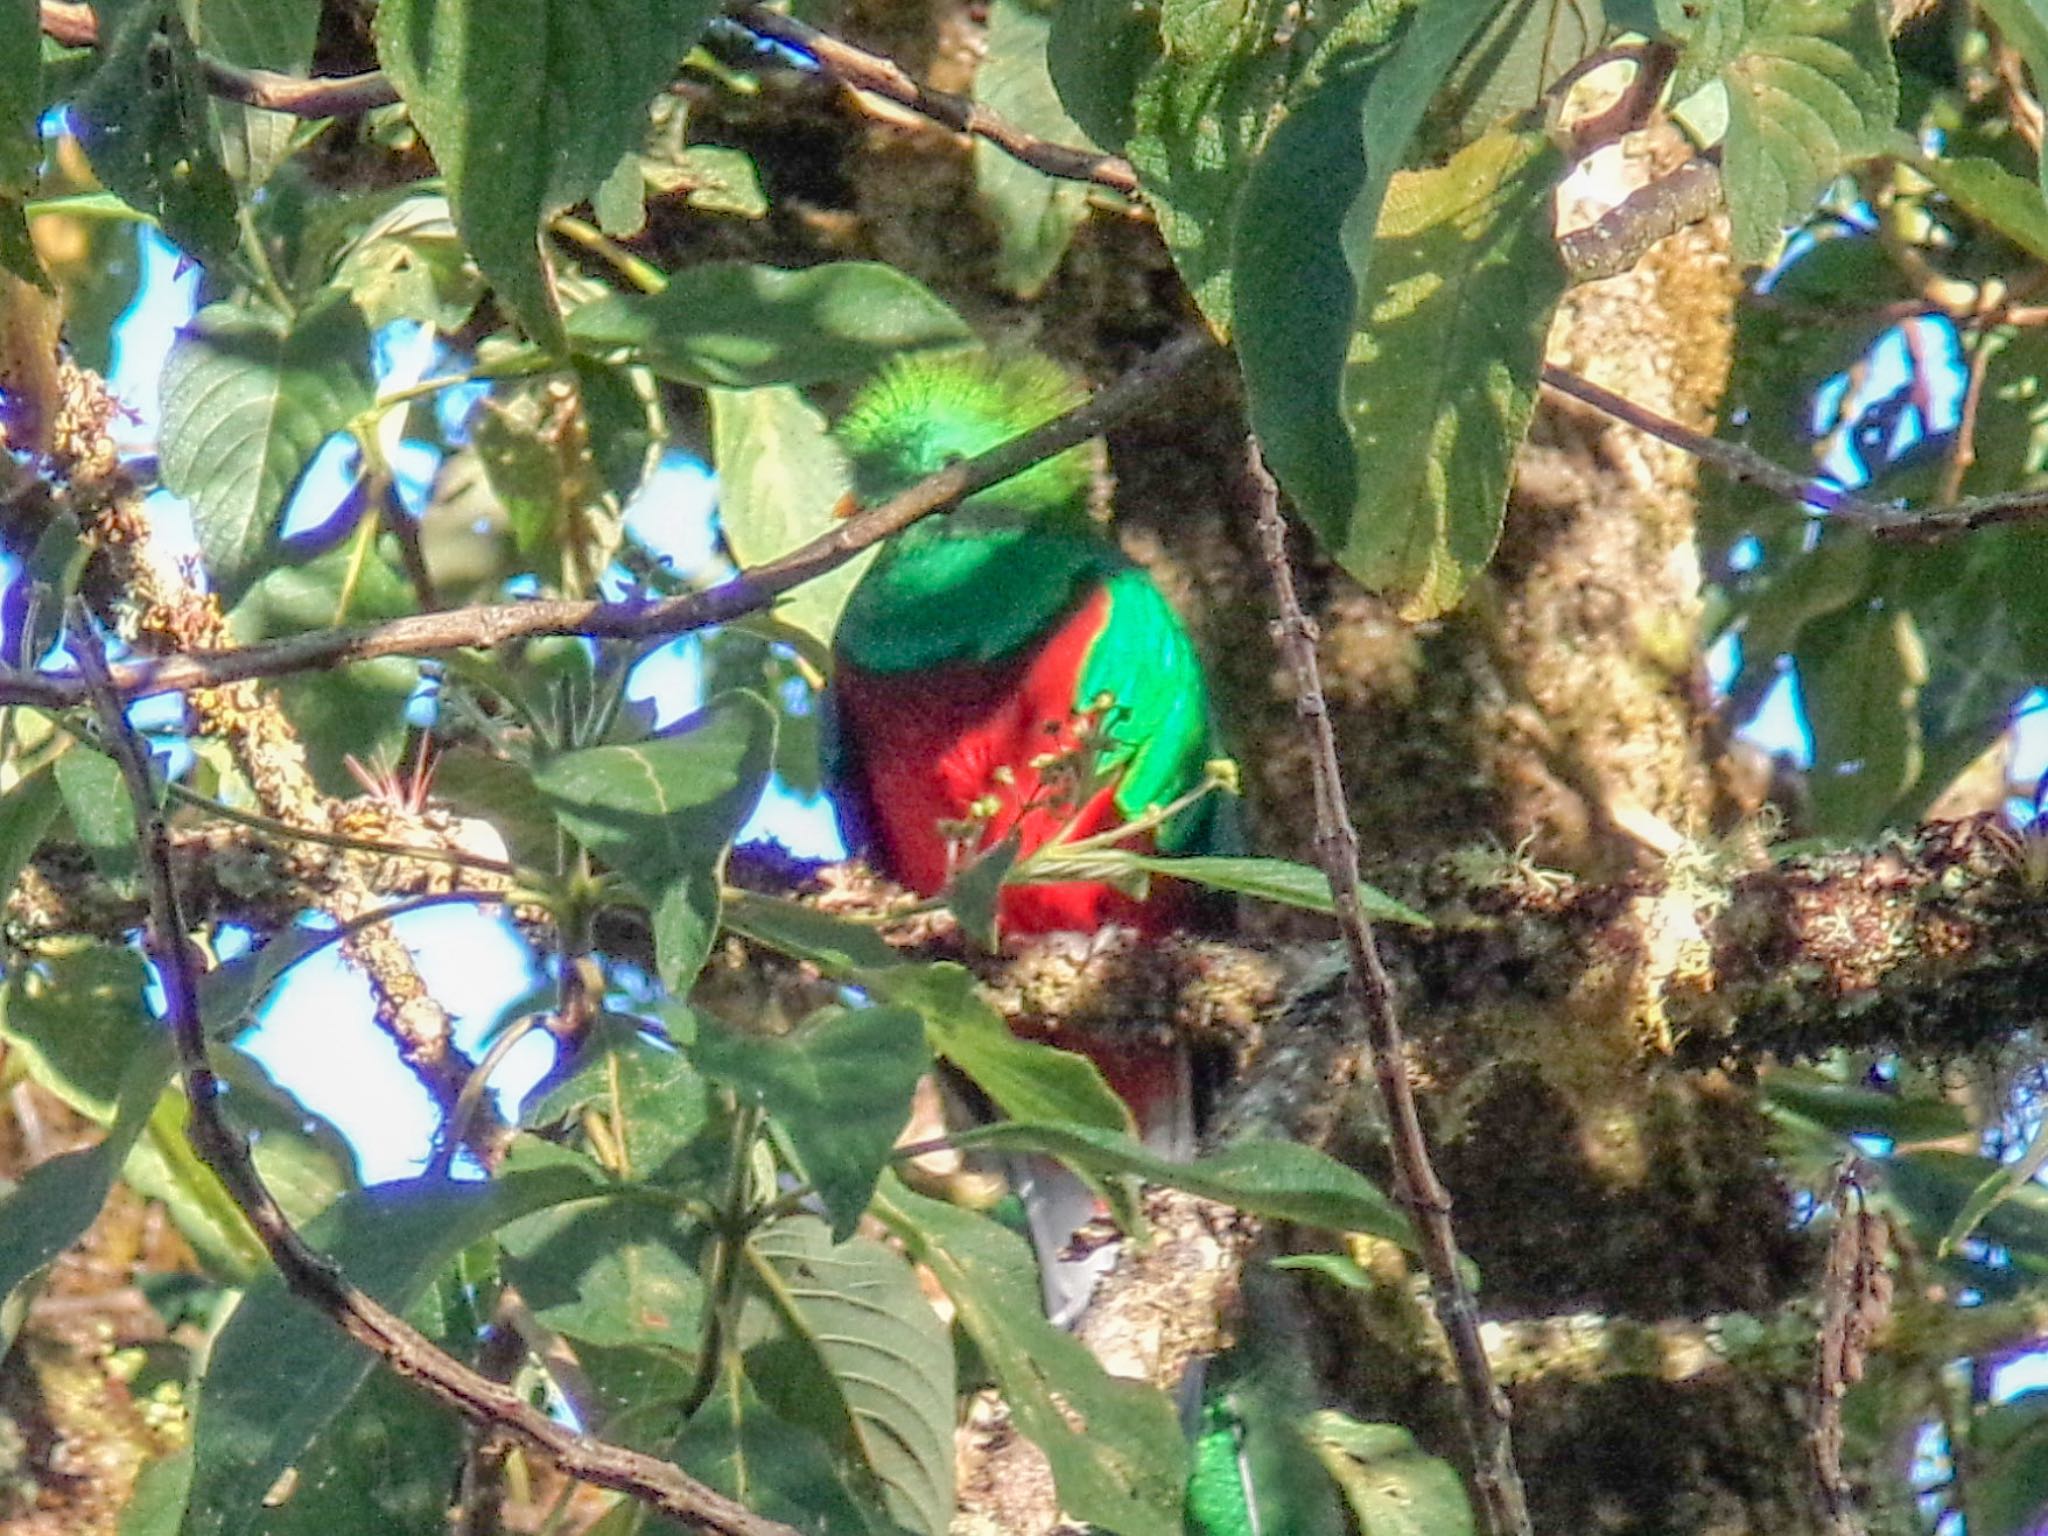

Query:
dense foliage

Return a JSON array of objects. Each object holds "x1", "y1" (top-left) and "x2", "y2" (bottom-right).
[{"x1": 9, "y1": 0, "x2": 2048, "y2": 1533}]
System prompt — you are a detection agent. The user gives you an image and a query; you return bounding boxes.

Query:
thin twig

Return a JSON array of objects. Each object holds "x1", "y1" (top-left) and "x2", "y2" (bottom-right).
[
  {"x1": 67, "y1": 606, "x2": 801, "y2": 1536},
  {"x1": 730, "y1": 2, "x2": 1140, "y2": 195},
  {"x1": 39, "y1": 2, "x2": 399, "y2": 115},
  {"x1": 1538, "y1": 364, "x2": 1903, "y2": 524},
  {"x1": 1247, "y1": 447, "x2": 1532, "y2": 1536},
  {"x1": 1809, "y1": 1165, "x2": 1888, "y2": 1536},
  {"x1": 5, "y1": 329, "x2": 1212, "y2": 711}
]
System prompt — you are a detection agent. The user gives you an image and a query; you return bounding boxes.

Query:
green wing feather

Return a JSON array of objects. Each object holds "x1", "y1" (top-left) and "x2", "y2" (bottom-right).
[{"x1": 1080, "y1": 567, "x2": 1230, "y2": 856}]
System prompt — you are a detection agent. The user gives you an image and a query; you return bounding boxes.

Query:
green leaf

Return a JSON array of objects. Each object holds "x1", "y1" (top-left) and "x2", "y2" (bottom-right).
[
  {"x1": 0, "y1": 765, "x2": 63, "y2": 903},
  {"x1": 118, "y1": 1446, "x2": 192, "y2": 1536},
  {"x1": 1123, "y1": 0, "x2": 1307, "y2": 326},
  {"x1": 873, "y1": 1173, "x2": 1186, "y2": 1536},
  {"x1": 742, "y1": 1215, "x2": 956, "y2": 1535},
  {"x1": 666, "y1": 144, "x2": 768, "y2": 218},
  {"x1": 1045, "y1": 0, "x2": 1159, "y2": 151},
  {"x1": 696, "y1": 1005, "x2": 929, "y2": 1240},
  {"x1": 182, "y1": 1160, "x2": 608, "y2": 1536},
  {"x1": 0, "y1": 0, "x2": 38, "y2": 194},
  {"x1": 1021, "y1": 850, "x2": 1431, "y2": 926},
  {"x1": 721, "y1": 890, "x2": 908, "y2": 975},
  {"x1": 430, "y1": 747, "x2": 560, "y2": 872},
  {"x1": 708, "y1": 384, "x2": 868, "y2": 650},
  {"x1": 373, "y1": 0, "x2": 721, "y2": 348},
  {"x1": 566, "y1": 262, "x2": 972, "y2": 388},
  {"x1": 1971, "y1": 1390, "x2": 2048, "y2": 1536},
  {"x1": 1664, "y1": 0, "x2": 1897, "y2": 264},
  {"x1": 0, "y1": 196, "x2": 43, "y2": 288},
  {"x1": 121, "y1": 1047, "x2": 359, "y2": 1281},
  {"x1": 720, "y1": 894, "x2": 1132, "y2": 1132},
  {"x1": 74, "y1": 0, "x2": 238, "y2": 265},
  {"x1": 947, "y1": 1122, "x2": 1416, "y2": 1248},
  {"x1": 522, "y1": 1012, "x2": 712, "y2": 1180},
  {"x1": 0, "y1": 941, "x2": 154, "y2": 1121},
  {"x1": 1433, "y1": 0, "x2": 1609, "y2": 142},
  {"x1": 534, "y1": 690, "x2": 775, "y2": 990},
  {"x1": 234, "y1": 1366, "x2": 467, "y2": 1536},
  {"x1": 159, "y1": 293, "x2": 375, "y2": 602},
  {"x1": 875, "y1": 963, "x2": 1131, "y2": 1134},
  {"x1": 946, "y1": 830, "x2": 1021, "y2": 952},
  {"x1": 1909, "y1": 152, "x2": 2048, "y2": 265},
  {"x1": 1241, "y1": 122, "x2": 1563, "y2": 619},
  {"x1": 0, "y1": 1037, "x2": 172, "y2": 1353},
  {"x1": 1304, "y1": 1412, "x2": 1475, "y2": 1536},
  {"x1": 975, "y1": 0, "x2": 1097, "y2": 297},
  {"x1": 1795, "y1": 601, "x2": 1925, "y2": 837},
  {"x1": 55, "y1": 745, "x2": 139, "y2": 889},
  {"x1": 673, "y1": 1360, "x2": 890, "y2": 1536},
  {"x1": 1760, "y1": 1066, "x2": 1969, "y2": 1144},
  {"x1": 497, "y1": 1142, "x2": 707, "y2": 1354},
  {"x1": 329, "y1": 193, "x2": 485, "y2": 332}
]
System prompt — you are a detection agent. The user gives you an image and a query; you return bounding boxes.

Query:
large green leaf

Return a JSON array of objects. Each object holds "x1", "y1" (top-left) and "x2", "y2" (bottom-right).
[
  {"x1": 1123, "y1": 0, "x2": 1307, "y2": 326},
  {"x1": 975, "y1": 0, "x2": 1096, "y2": 297},
  {"x1": 1045, "y1": 0, "x2": 1160, "y2": 151},
  {"x1": 873, "y1": 1173, "x2": 1186, "y2": 1536},
  {"x1": 1663, "y1": 0, "x2": 1897, "y2": 264},
  {"x1": 522, "y1": 1012, "x2": 712, "y2": 1180},
  {"x1": 742, "y1": 1216, "x2": 955, "y2": 1535},
  {"x1": 0, "y1": 1037, "x2": 171, "y2": 1354},
  {"x1": 0, "y1": 767, "x2": 63, "y2": 907},
  {"x1": 874, "y1": 963, "x2": 1131, "y2": 1134},
  {"x1": 565, "y1": 262, "x2": 972, "y2": 388},
  {"x1": 708, "y1": 384, "x2": 867, "y2": 651},
  {"x1": 1761, "y1": 1067, "x2": 1969, "y2": 1145},
  {"x1": 0, "y1": 941, "x2": 155, "y2": 1121},
  {"x1": 74, "y1": 0, "x2": 237, "y2": 265},
  {"x1": 1241, "y1": 120, "x2": 1562, "y2": 619},
  {"x1": 374, "y1": 0, "x2": 720, "y2": 348},
  {"x1": 182, "y1": 1161, "x2": 608, "y2": 1536},
  {"x1": 719, "y1": 893, "x2": 1130, "y2": 1132},
  {"x1": 496, "y1": 1141, "x2": 707, "y2": 1355},
  {"x1": 945, "y1": 1122, "x2": 1416, "y2": 1249},
  {"x1": 122, "y1": 1047, "x2": 360, "y2": 1283},
  {"x1": 1972, "y1": 1391, "x2": 2048, "y2": 1536},
  {"x1": 159, "y1": 294, "x2": 375, "y2": 602},
  {"x1": 1794, "y1": 600, "x2": 1925, "y2": 837},
  {"x1": 1433, "y1": 0, "x2": 1609, "y2": 143},
  {"x1": 672, "y1": 1360, "x2": 889, "y2": 1536},
  {"x1": 694, "y1": 1005, "x2": 929, "y2": 1240},
  {"x1": 1305, "y1": 1413, "x2": 1475, "y2": 1536},
  {"x1": 1019, "y1": 849, "x2": 1430, "y2": 926},
  {"x1": 534, "y1": 690, "x2": 775, "y2": 990},
  {"x1": 55, "y1": 745, "x2": 139, "y2": 890},
  {"x1": 1909, "y1": 153, "x2": 2048, "y2": 266}
]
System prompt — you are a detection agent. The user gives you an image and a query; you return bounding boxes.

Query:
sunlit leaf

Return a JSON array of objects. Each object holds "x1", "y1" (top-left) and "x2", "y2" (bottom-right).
[
  {"x1": 743, "y1": 1216, "x2": 955, "y2": 1534},
  {"x1": 696, "y1": 1005, "x2": 928, "y2": 1239},
  {"x1": 708, "y1": 384, "x2": 867, "y2": 650},
  {"x1": 534, "y1": 690, "x2": 775, "y2": 990},
  {"x1": 160, "y1": 293, "x2": 375, "y2": 602},
  {"x1": 975, "y1": 0, "x2": 1096, "y2": 298},
  {"x1": 672, "y1": 1359, "x2": 888, "y2": 1536},
  {"x1": 1305, "y1": 1412, "x2": 1475, "y2": 1536},
  {"x1": 873, "y1": 1173, "x2": 1186, "y2": 1536},
  {"x1": 374, "y1": 0, "x2": 722, "y2": 347},
  {"x1": 567, "y1": 262, "x2": 972, "y2": 388}
]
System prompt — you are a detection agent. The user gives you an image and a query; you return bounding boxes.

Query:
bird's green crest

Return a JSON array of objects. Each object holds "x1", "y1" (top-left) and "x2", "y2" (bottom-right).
[{"x1": 837, "y1": 350, "x2": 1094, "y2": 524}]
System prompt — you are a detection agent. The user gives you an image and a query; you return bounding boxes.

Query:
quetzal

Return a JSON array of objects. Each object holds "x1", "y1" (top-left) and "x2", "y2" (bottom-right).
[
  {"x1": 822, "y1": 351, "x2": 1314, "y2": 1536},
  {"x1": 822, "y1": 349, "x2": 1229, "y2": 1305}
]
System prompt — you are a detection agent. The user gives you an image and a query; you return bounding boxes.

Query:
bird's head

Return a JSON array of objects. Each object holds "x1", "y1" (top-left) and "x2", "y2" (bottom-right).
[{"x1": 835, "y1": 350, "x2": 1098, "y2": 535}]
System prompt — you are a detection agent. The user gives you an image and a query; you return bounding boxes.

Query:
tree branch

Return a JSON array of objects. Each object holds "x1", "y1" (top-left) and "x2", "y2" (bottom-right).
[
  {"x1": 1558, "y1": 158, "x2": 1724, "y2": 285},
  {"x1": 67, "y1": 607, "x2": 801, "y2": 1536},
  {"x1": 0, "y1": 329, "x2": 1213, "y2": 711},
  {"x1": 1248, "y1": 447, "x2": 1533, "y2": 1536},
  {"x1": 1541, "y1": 363, "x2": 2048, "y2": 539},
  {"x1": 728, "y1": 2, "x2": 1140, "y2": 196}
]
